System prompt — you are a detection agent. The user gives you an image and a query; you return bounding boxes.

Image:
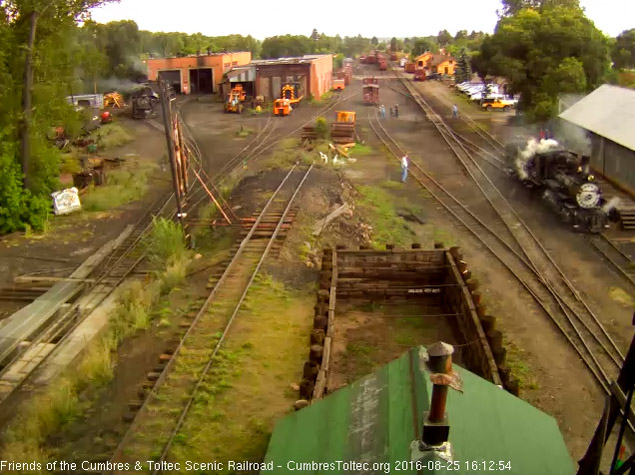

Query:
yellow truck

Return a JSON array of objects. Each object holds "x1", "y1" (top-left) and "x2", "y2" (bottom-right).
[{"x1": 481, "y1": 98, "x2": 517, "y2": 112}]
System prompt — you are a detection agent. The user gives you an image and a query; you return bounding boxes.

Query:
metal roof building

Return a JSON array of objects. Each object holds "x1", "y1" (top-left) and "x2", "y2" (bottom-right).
[
  {"x1": 264, "y1": 346, "x2": 574, "y2": 474},
  {"x1": 559, "y1": 84, "x2": 635, "y2": 195}
]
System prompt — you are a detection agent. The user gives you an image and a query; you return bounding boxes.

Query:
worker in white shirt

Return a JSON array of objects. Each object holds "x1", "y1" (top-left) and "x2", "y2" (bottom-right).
[{"x1": 401, "y1": 155, "x2": 409, "y2": 183}]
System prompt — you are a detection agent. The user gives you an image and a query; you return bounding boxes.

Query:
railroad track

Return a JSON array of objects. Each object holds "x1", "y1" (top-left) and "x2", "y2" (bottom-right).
[
  {"x1": 0, "y1": 99, "x2": 207, "y2": 407},
  {"x1": 381, "y1": 73, "x2": 509, "y2": 173},
  {"x1": 369, "y1": 70, "x2": 627, "y2": 398},
  {"x1": 184, "y1": 90, "x2": 358, "y2": 215},
  {"x1": 587, "y1": 234, "x2": 635, "y2": 288},
  {"x1": 109, "y1": 164, "x2": 313, "y2": 473}
]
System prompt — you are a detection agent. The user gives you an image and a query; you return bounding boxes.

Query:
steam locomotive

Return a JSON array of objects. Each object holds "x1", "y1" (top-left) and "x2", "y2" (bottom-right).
[
  {"x1": 130, "y1": 82, "x2": 174, "y2": 119},
  {"x1": 506, "y1": 141, "x2": 609, "y2": 233}
]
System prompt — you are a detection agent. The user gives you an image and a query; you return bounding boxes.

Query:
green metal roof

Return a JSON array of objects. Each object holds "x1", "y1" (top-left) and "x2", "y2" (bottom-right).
[{"x1": 264, "y1": 346, "x2": 574, "y2": 474}]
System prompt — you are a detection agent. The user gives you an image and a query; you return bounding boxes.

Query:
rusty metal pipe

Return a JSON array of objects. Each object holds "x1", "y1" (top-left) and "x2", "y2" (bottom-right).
[{"x1": 429, "y1": 385, "x2": 448, "y2": 422}]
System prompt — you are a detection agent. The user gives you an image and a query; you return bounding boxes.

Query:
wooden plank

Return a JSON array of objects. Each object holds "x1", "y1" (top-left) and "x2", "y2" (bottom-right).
[
  {"x1": 313, "y1": 370, "x2": 327, "y2": 400},
  {"x1": 14, "y1": 276, "x2": 97, "y2": 284},
  {"x1": 446, "y1": 251, "x2": 501, "y2": 385},
  {"x1": 322, "y1": 336, "x2": 332, "y2": 372}
]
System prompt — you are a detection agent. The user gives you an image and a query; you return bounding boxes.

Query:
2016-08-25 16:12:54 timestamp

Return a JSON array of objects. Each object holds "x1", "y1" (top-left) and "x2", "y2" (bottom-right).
[{"x1": 394, "y1": 460, "x2": 513, "y2": 471}]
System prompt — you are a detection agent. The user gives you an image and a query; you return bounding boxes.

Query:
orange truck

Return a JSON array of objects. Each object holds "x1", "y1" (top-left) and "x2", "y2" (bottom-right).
[
  {"x1": 273, "y1": 98, "x2": 292, "y2": 116},
  {"x1": 333, "y1": 79, "x2": 345, "y2": 91}
]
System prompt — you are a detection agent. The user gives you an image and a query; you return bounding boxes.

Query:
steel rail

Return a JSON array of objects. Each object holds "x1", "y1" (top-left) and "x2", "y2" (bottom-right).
[
  {"x1": 152, "y1": 164, "x2": 314, "y2": 471},
  {"x1": 382, "y1": 67, "x2": 627, "y2": 387},
  {"x1": 398, "y1": 79, "x2": 624, "y2": 367},
  {"x1": 109, "y1": 164, "x2": 308, "y2": 468},
  {"x1": 367, "y1": 112, "x2": 614, "y2": 392}
]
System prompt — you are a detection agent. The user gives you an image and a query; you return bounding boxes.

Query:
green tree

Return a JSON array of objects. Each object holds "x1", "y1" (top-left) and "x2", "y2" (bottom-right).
[
  {"x1": 613, "y1": 29, "x2": 635, "y2": 70},
  {"x1": 473, "y1": 5, "x2": 610, "y2": 121},
  {"x1": 456, "y1": 50, "x2": 472, "y2": 83},
  {"x1": 390, "y1": 37, "x2": 397, "y2": 53},
  {"x1": 411, "y1": 37, "x2": 439, "y2": 57},
  {"x1": 437, "y1": 29, "x2": 453, "y2": 47},
  {"x1": 371, "y1": 36, "x2": 378, "y2": 46},
  {"x1": 310, "y1": 28, "x2": 319, "y2": 41},
  {"x1": 499, "y1": 0, "x2": 580, "y2": 16},
  {"x1": 0, "y1": 0, "x2": 117, "y2": 233}
]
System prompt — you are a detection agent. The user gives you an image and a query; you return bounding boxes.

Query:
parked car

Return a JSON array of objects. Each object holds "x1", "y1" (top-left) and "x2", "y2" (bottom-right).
[
  {"x1": 469, "y1": 92, "x2": 505, "y2": 102},
  {"x1": 481, "y1": 98, "x2": 517, "y2": 111},
  {"x1": 458, "y1": 82, "x2": 482, "y2": 91}
]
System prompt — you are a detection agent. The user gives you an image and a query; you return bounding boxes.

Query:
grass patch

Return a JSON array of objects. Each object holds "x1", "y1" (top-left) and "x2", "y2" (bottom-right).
[
  {"x1": 609, "y1": 287, "x2": 635, "y2": 307},
  {"x1": 504, "y1": 339, "x2": 538, "y2": 390},
  {"x1": 345, "y1": 342, "x2": 376, "y2": 382},
  {"x1": 265, "y1": 138, "x2": 314, "y2": 170},
  {"x1": 90, "y1": 123, "x2": 133, "y2": 149},
  {"x1": 431, "y1": 227, "x2": 456, "y2": 248},
  {"x1": 147, "y1": 217, "x2": 188, "y2": 268},
  {"x1": 236, "y1": 126, "x2": 254, "y2": 138},
  {"x1": 380, "y1": 180, "x2": 404, "y2": 190},
  {"x1": 355, "y1": 185, "x2": 414, "y2": 249},
  {"x1": 82, "y1": 167, "x2": 151, "y2": 211},
  {"x1": 348, "y1": 143, "x2": 373, "y2": 156},
  {"x1": 167, "y1": 273, "x2": 313, "y2": 469}
]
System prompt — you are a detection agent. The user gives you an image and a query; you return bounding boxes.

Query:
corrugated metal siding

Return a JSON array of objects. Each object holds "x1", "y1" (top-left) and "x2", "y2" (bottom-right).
[
  {"x1": 603, "y1": 139, "x2": 635, "y2": 193},
  {"x1": 228, "y1": 67, "x2": 255, "y2": 83}
]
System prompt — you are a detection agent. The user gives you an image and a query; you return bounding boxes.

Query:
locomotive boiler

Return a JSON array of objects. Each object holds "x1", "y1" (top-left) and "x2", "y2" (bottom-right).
[{"x1": 506, "y1": 140, "x2": 609, "y2": 233}]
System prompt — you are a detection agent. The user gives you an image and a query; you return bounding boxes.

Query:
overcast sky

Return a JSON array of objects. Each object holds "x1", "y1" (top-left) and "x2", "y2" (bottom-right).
[{"x1": 90, "y1": 0, "x2": 633, "y2": 38}]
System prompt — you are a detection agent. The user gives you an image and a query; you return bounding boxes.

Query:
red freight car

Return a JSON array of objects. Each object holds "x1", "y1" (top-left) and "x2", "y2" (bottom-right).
[
  {"x1": 378, "y1": 59, "x2": 387, "y2": 71},
  {"x1": 414, "y1": 69, "x2": 426, "y2": 81},
  {"x1": 365, "y1": 55, "x2": 377, "y2": 64},
  {"x1": 362, "y1": 77, "x2": 379, "y2": 105},
  {"x1": 405, "y1": 62, "x2": 416, "y2": 73},
  {"x1": 390, "y1": 53, "x2": 398, "y2": 61}
]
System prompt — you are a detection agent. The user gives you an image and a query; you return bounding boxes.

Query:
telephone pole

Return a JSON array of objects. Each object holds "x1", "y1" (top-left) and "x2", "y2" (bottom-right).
[{"x1": 159, "y1": 81, "x2": 190, "y2": 246}]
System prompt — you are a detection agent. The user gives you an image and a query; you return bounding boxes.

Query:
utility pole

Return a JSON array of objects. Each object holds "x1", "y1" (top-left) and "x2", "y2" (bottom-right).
[
  {"x1": 20, "y1": 10, "x2": 38, "y2": 190},
  {"x1": 159, "y1": 81, "x2": 189, "y2": 246}
]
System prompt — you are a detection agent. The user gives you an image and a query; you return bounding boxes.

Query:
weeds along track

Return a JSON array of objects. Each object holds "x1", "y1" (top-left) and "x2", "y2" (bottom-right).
[
  {"x1": 109, "y1": 164, "x2": 313, "y2": 473},
  {"x1": 369, "y1": 74, "x2": 625, "y2": 397}
]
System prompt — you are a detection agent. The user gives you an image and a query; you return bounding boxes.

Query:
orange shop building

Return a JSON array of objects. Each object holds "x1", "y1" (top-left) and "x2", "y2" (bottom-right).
[
  {"x1": 144, "y1": 51, "x2": 252, "y2": 94},
  {"x1": 251, "y1": 54, "x2": 333, "y2": 101}
]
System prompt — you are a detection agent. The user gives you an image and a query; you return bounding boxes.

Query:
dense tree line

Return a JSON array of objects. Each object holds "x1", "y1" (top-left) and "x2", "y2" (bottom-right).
[{"x1": 260, "y1": 32, "x2": 372, "y2": 59}]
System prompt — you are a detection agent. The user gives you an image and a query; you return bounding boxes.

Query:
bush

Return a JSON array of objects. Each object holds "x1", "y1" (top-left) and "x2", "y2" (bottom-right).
[
  {"x1": 315, "y1": 116, "x2": 328, "y2": 139},
  {"x1": 148, "y1": 217, "x2": 188, "y2": 268},
  {"x1": 90, "y1": 123, "x2": 133, "y2": 149},
  {"x1": 0, "y1": 135, "x2": 53, "y2": 234}
]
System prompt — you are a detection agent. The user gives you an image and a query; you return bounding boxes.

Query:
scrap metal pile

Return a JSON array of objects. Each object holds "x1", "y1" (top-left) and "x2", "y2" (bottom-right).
[{"x1": 507, "y1": 139, "x2": 612, "y2": 233}]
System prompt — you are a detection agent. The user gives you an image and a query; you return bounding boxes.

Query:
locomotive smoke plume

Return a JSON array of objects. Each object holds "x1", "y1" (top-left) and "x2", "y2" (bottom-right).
[
  {"x1": 98, "y1": 78, "x2": 142, "y2": 94},
  {"x1": 515, "y1": 138, "x2": 560, "y2": 180},
  {"x1": 556, "y1": 120, "x2": 592, "y2": 157},
  {"x1": 602, "y1": 196, "x2": 621, "y2": 213}
]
